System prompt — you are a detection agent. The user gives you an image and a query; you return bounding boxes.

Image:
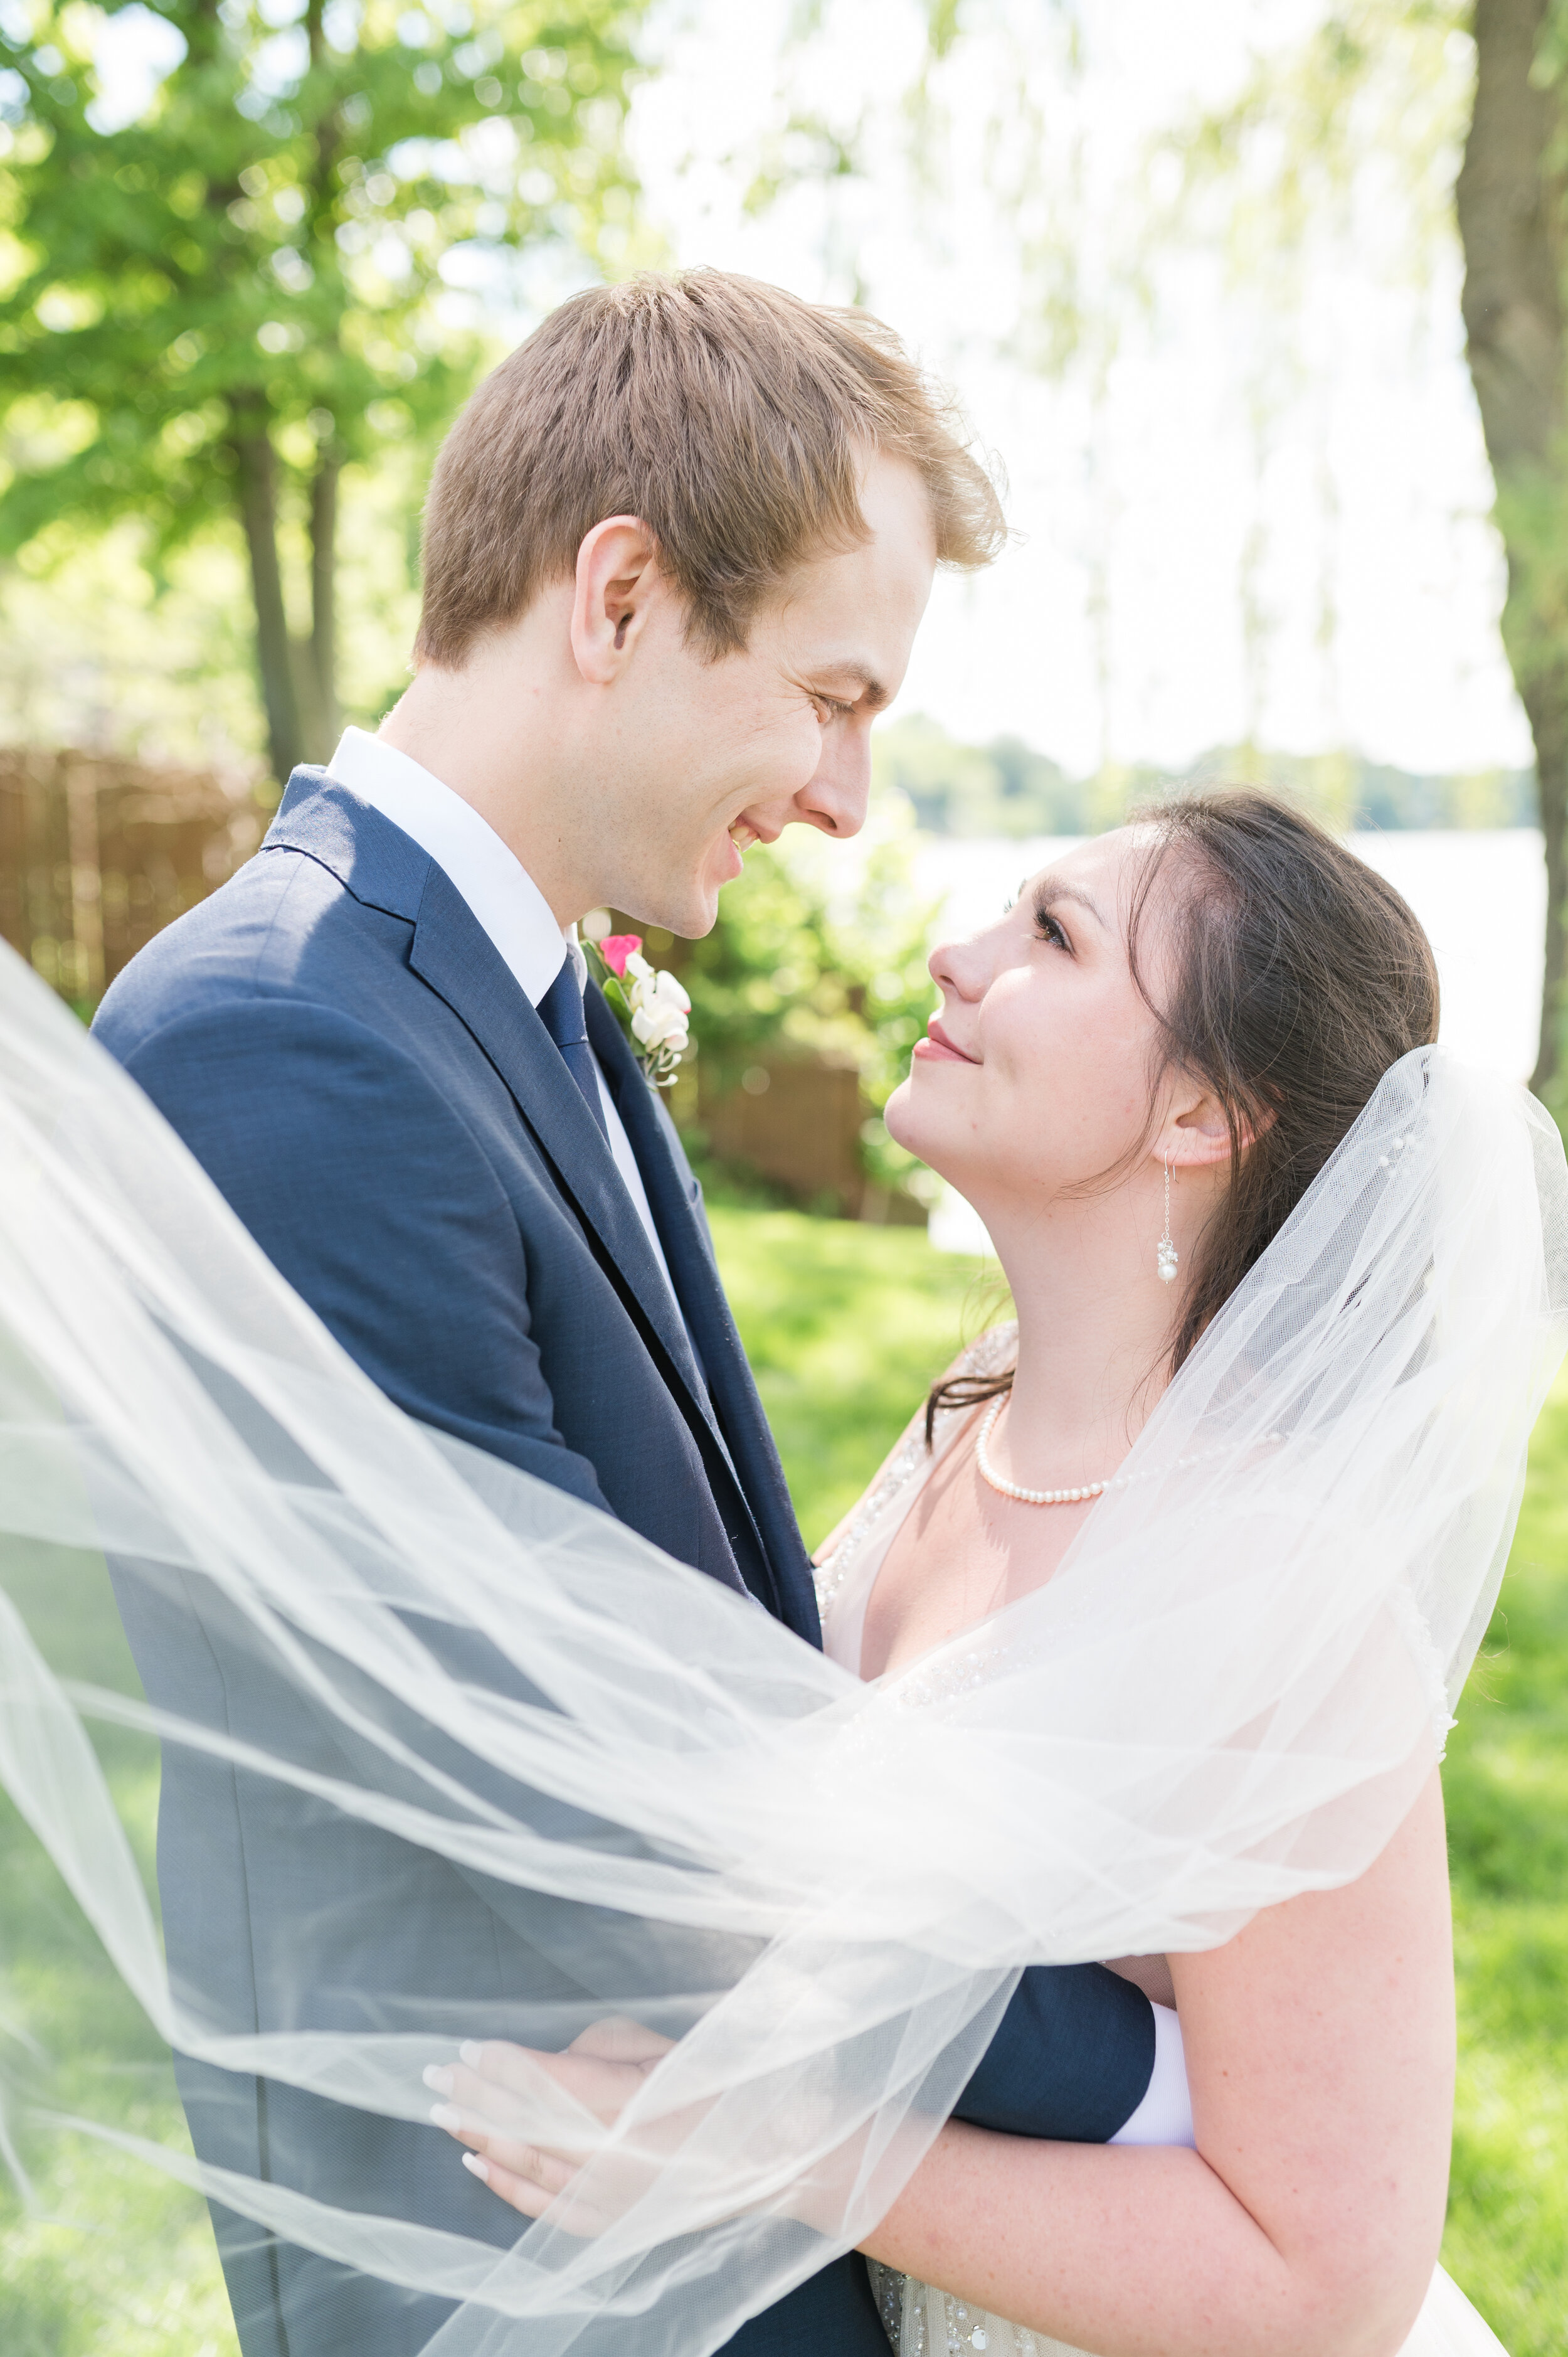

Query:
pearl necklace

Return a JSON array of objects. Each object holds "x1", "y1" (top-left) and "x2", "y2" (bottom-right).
[{"x1": 975, "y1": 1396, "x2": 1121, "y2": 1508}]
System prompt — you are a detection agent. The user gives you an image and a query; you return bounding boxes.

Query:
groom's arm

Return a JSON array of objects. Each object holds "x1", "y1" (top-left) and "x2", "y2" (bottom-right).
[{"x1": 954, "y1": 1964, "x2": 1162, "y2": 2143}]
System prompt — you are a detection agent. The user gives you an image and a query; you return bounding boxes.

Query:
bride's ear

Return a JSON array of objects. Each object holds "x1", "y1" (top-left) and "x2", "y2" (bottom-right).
[{"x1": 1159, "y1": 1088, "x2": 1268, "y2": 1171}]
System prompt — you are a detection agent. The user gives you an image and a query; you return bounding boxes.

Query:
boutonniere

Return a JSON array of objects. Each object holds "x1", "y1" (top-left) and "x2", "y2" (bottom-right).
[{"x1": 587, "y1": 934, "x2": 692, "y2": 1090}]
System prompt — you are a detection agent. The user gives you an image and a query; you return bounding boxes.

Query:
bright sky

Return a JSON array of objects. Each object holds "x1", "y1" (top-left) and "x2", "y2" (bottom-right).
[{"x1": 628, "y1": 0, "x2": 1532, "y2": 779}]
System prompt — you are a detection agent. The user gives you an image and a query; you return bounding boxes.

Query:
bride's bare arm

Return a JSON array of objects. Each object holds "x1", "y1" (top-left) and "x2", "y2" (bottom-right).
[{"x1": 860, "y1": 1770, "x2": 1454, "y2": 2357}]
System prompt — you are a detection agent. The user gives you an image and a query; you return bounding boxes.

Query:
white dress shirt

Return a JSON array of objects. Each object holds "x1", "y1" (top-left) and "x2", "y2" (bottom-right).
[
  {"x1": 1108, "y1": 2000, "x2": 1195, "y2": 2148},
  {"x1": 324, "y1": 728, "x2": 681, "y2": 1308}
]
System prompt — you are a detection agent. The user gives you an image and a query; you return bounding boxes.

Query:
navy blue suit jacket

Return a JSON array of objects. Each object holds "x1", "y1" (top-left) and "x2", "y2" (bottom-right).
[{"x1": 93, "y1": 771, "x2": 1153, "y2": 2357}]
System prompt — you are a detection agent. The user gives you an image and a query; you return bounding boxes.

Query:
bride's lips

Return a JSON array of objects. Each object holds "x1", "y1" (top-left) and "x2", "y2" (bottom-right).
[{"x1": 913, "y1": 1018, "x2": 978, "y2": 1065}]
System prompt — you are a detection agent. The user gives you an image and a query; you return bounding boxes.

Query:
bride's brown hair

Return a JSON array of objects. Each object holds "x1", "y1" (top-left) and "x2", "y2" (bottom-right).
[{"x1": 926, "y1": 787, "x2": 1441, "y2": 1440}]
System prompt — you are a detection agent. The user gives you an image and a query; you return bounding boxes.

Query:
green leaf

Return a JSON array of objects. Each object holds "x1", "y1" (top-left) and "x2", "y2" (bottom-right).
[{"x1": 0, "y1": 0, "x2": 650, "y2": 742}]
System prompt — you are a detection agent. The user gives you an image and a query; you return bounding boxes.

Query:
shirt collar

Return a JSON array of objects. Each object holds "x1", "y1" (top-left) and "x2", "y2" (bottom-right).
[{"x1": 324, "y1": 726, "x2": 582, "y2": 1005}]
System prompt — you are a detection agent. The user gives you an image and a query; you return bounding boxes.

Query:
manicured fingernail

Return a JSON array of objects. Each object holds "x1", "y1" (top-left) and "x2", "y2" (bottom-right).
[
  {"x1": 429, "y1": 2104, "x2": 462, "y2": 2131},
  {"x1": 462, "y1": 2151, "x2": 490, "y2": 2181},
  {"x1": 423, "y1": 2065, "x2": 454, "y2": 2096},
  {"x1": 459, "y1": 2040, "x2": 484, "y2": 2068}
]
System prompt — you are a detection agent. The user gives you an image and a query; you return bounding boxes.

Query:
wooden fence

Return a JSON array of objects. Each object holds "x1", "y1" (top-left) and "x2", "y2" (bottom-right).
[
  {"x1": 0, "y1": 748, "x2": 267, "y2": 1001},
  {"x1": 700, "y1": 1052, "x2": 882, "y2": 1218}
]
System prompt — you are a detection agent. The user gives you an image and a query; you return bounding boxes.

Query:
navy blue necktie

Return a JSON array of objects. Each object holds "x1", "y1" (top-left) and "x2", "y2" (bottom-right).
[{"x1": 538, "y1": 959, "x2": 610, "y2": 1144}]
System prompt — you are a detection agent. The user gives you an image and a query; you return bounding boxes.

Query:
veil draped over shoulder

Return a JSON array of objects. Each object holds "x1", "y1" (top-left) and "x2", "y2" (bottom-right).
[{"x1": 0, "y1": 940, "x2": 1563, "y2": 2356}]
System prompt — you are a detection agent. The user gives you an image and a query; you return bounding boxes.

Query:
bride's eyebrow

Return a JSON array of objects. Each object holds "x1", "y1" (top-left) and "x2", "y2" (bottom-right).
[{"x1": 1036, "y1": 879, "x2": 1108, "y2": 928}]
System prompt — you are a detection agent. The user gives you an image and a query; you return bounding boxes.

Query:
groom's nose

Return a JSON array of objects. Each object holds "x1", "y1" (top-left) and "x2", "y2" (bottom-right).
[{"x1": 790, "y1": 729, "x2": 872, "y2": 839}]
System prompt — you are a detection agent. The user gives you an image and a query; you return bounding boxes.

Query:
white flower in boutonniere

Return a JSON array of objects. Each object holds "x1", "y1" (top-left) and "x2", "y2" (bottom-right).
[{"x1": 588, "y1": 934, "x2": 692, "y2": 1090}]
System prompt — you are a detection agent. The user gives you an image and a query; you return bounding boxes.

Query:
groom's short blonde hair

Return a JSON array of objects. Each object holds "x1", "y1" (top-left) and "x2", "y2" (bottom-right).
[{"x1": 413, "y1": 269, "x2": 1005, "y2": 666}]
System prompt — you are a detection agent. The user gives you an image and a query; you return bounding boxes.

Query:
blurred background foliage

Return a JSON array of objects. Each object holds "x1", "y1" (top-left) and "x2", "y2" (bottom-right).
[
  {"x1": 0, "y1": 0, "x2": 648, "y2": 781},
  {"x1": 874, "y1": 713, "x2": 1538, "y2": 838}
]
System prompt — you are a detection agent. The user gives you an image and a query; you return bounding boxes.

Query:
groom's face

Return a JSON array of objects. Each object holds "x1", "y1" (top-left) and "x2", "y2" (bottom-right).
[{"x1": 591, "y1": 453, "x2": 937, "y2": 935}]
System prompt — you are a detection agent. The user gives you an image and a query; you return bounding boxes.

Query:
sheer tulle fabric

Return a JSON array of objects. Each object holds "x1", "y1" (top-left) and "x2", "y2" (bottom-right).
[{"x1": 0, "y1": 942, "x2": 1561, "y2": 2356}]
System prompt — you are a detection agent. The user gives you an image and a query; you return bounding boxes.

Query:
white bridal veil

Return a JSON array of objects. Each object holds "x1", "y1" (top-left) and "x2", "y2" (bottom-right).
[{"x1": 0, "y1": 939, "x2": 1564, "y2": 2356}]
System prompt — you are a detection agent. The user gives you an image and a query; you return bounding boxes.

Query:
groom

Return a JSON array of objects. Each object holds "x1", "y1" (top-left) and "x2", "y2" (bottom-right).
[{"x1": 95, "y1": 270, "x2": 1166, "y2": 2356}]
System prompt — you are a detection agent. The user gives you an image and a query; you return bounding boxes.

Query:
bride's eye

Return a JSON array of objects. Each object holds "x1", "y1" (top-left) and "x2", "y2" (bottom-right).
[{"x1": 1034, "y1": 904, "x2": 1071, "y2": 951}]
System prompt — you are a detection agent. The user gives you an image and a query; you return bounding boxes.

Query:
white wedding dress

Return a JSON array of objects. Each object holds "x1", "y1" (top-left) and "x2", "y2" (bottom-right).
[{"x1": 815, "y1": 1327, "x2": 1512, "y2": 2357}]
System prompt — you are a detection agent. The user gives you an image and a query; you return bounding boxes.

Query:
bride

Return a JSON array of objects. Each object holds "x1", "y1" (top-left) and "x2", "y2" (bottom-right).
[
  {"x1": 433, "y1": 792, "x2": 1526, "y2": 2356},
  {"x1": 0, "y1": 789, "x2": 1559, "y2": 2357}
]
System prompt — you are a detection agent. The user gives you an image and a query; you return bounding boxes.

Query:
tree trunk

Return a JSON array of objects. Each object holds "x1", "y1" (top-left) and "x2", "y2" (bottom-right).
[
  {"x1": 303, "y1": 2, "x2": 341, "y2": 755},
  {"x1": 231, "y1": 422, "x2": 305, "y2": 787},
  {"x1": 1456, "y1": 0, "x2": 1568, "y2": 1095},
  {"x1": 309, "y1": 450, "x2": 342, "y2": 750}
]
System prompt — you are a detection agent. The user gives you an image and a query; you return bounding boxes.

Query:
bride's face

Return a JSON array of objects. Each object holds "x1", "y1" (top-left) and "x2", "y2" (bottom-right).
[{"x1": 885, "y1": 829, "x2": 1172, "y2": 1208}]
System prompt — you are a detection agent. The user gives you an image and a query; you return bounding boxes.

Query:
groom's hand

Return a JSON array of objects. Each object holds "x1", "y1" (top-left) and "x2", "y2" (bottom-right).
[{"x1": 425, "y1": 2016, "x2": 675, "y2": 2225}]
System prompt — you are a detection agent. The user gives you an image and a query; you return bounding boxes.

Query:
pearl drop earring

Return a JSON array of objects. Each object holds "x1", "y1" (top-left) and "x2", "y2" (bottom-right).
[{"x1": 1157, "y1": 1153, "x2": 1179, "y2": 1284}]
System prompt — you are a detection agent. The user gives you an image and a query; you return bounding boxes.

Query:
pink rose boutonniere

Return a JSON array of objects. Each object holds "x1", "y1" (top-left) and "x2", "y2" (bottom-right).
[{"x1": 588, "y1": 933, "x2": 692, "y2": 1090}]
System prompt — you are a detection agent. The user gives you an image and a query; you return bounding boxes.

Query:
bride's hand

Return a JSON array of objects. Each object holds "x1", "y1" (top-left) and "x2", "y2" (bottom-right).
[
  {"x1": 425, "y1": 2018, "x2": 862, "y2": 2240},
  {"x1": 425, "y1": 2016, "x2": 675, "y2": 2225}
]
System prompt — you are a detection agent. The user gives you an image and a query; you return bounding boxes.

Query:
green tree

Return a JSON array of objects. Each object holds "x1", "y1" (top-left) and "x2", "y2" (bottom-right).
[
  {"x1": 1458, "y1": 0, "x2": 1568, "y2": 1097},
  {"x1": 1142, "y1": 0, "x2": 1568, "y2": 1100},
  {"x1": 0, "y1": 0, "x2": 646, "y2": 783}
]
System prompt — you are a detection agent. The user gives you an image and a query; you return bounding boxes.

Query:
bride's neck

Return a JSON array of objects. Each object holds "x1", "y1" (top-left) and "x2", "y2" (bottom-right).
[{"x1": 983, "y1": 1187, "x2": 1184, "y2": 1483}]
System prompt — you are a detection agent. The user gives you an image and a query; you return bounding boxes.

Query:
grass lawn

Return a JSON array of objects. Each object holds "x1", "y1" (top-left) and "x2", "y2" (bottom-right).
[
  {"x1": 1438, "y1": 1376, "x2": 1568, "y2": 2351},
  {"x1": 0, "y1": 1208, "x2": 1561, "y2": 2350},
  {"x1": 0, "y1": 1546, "x2": 244, "y2": 2357}
]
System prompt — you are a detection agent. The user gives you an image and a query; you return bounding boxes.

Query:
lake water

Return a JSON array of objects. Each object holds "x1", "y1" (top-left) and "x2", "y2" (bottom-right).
[{"x1": 919, "y1": 829, "x2": 1547, "y2": 1255}]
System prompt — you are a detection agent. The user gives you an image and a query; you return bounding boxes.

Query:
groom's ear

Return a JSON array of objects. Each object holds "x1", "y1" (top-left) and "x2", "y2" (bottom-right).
[{"x1": 570, "y1": 516, "x2": 662, "y2": 686}]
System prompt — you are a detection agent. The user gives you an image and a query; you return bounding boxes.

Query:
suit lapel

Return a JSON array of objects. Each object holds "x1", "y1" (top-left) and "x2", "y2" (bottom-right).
[
  {"x1": 586, "y1": 987, "x2": 820, "y2": 1643},
  {"x1": 585, "y1": 986, "x2": 741, "y2": 1361},
  {"x1": 405, "y1": 869, "x2": 719, "y2": 1425}
]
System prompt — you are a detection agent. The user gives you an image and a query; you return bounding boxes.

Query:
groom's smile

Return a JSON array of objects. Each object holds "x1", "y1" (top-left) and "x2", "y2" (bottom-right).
[{"x1": 654, "y1": 451, "x2": 940, "y2": 937}]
